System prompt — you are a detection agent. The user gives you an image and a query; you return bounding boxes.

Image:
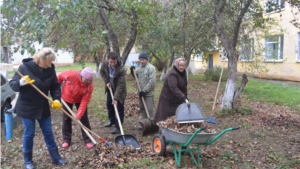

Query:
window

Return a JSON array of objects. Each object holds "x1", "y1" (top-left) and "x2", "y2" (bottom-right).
[
  {"x1": 265, "y1": 35, "x2": 283, "y2": 61},
  {"x1": 194, "y1": 53, "x2": 203, "y2": 61},
  {"x1": 266, "y1": 0, "x2": 285, "y2": 13},
  {"x1": 298, "y1": 33, "x2": 300, "y2": 61},
  {"x1": 240, "y1": 38, "x2": 254, "y2": 61}
]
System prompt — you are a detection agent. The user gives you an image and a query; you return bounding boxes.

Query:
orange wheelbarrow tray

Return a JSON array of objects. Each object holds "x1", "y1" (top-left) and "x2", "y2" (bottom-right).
[{"x1": 152, "y1": 125, "x2": 240, "y2": 167}]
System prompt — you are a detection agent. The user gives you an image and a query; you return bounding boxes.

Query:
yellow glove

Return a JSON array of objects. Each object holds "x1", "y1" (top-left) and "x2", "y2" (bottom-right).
[
  {"x1": 19, "y1": 75, "x2": 35, "y2": 86},
  {"x1": 51, "y1": 100, "x2": 62, "y2": 110}
]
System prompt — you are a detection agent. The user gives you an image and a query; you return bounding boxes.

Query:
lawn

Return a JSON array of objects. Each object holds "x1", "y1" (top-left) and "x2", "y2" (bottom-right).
[{"x1": 1, "y1": 65, "x2": 299, "y2": 169}]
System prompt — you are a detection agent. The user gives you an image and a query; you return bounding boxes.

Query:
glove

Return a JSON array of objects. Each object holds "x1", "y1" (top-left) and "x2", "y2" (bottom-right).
[
  {"x1": 51, "y1": 100, "x2": 62, "y2": 110},
  {"x1": 19, "y1": 75, "x2": 35, "y2": 86},
  {"x1": 130, "y1": 66, "x2": 135, "y2": 76},
  {"x1": 139, "y1": 91, "x2": 146, "y2": 98},
  {"x1": 181, "y1": 96, "x2": 188, "y2": 102}
]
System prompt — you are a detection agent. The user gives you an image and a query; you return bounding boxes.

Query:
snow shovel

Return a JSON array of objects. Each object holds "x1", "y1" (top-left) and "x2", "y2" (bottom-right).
[
  {"x1": 108, "y1": 87, "x2": 141, "y2": 150},
  {"x1": 133, "y1": 71, "x2": 159, "y2": 136},
  {"x1": 205, "y1": 62, "x2": 224, "y2": 124},
  {"x1": 15, "y1": 70, "x2": 112, "y2": 148}
]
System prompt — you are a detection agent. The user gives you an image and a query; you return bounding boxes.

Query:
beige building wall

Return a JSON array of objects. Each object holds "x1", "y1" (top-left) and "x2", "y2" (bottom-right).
[{"x1": 196, "y1": 2, "x2": 300, "y2": 82}]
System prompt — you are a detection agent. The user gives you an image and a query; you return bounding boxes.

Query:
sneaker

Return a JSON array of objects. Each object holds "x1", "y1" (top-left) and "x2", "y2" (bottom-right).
[
  {"x1": 86, "y1": 143, "x2": 94, "y2": 149},
  {"x1": 111, "y1": 128, "x2": 120, "y2": 134},
  {"x1": 62, "y1": 142, "x2": 69, "y2": 148}
]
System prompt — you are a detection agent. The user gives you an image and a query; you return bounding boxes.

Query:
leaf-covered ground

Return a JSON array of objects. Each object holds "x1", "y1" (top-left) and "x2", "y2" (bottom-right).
[{"x1": 1, "y1": 77, "x2": 300, "y2": 169}]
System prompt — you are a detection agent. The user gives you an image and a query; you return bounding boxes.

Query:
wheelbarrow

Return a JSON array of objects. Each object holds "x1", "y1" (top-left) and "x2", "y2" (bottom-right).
[{"x1": 152, "y1": 125, "x2": 240, "y2": 167}]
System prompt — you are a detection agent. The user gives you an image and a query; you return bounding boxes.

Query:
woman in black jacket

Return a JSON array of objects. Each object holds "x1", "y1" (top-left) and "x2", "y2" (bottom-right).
[{"x1": 9, "y1": 48, "x2": 67, "y2": 169}]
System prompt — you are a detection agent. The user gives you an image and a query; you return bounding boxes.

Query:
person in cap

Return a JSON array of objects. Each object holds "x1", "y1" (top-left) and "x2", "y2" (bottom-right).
[
  {"x1": 130, "y1": 52, "x2": 156, "y2": 129},
  {"x1": 57, "y1": 67, "x2": 94, "y2": 148},
  {"x1": 153, "y1": 58, "x2": 188, "y2": 123},
  {"x1": 100, "y1": 51, "x2": 127, "y2": 134},
  {"x1": 9, "y1": 48, "x2": 67, "y2": 169}
]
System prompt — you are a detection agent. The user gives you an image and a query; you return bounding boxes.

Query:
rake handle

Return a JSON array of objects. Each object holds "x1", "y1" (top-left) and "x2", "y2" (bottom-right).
[
  {"x1": 61, "y1": 99, "x2": 97, "y2": 144},
  {"x1": 211, "y1": 62, "x2": 224, "y2": 114},
  {"x1": 16, "y1": 70, "x2": 108, "y2": 144},
  {"x1": 133, "y1": 71, "x2": 151, "y2": 119}
]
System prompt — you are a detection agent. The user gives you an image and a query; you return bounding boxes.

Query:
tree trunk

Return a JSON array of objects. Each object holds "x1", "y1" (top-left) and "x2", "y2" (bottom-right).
[
  {"x1": 169, "y1": 51, "x2": 175, "y2": 67},
  {"x1": 233, "y1": 74, "x2": 248, "y2": 108},
  {"x1": 121, "y1": 7, "x2": 138, "y2": 64},
  {"x1": 159, "y1": 66, "x2": 168, "y2": 81},
  {"x1": 221, "y1": 52, "x2": 238, "y2": 109},
  {"x1": 98, "y1": 5, "x2": 120, "y2": 57}
]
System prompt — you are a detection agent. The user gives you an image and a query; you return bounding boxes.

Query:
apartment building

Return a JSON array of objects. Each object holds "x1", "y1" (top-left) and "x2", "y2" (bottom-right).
[{"x1": 194, "y1": 1, "x2": 300, "y2": 82}]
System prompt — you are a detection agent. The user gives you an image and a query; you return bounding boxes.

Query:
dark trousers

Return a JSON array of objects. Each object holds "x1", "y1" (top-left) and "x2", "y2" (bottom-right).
[
  {"x1": 106, "y1": 92, "x2": 124, "y2": 130},
  {"x1": 62, "y1": 101, "x2": 91, "y2": 144}
]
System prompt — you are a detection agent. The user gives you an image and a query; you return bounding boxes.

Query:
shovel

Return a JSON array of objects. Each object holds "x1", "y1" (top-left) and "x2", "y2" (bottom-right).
[
  {"x1": 133, "y1": 71, "x2": 159, "y2": 136},
  {"x1": 108, "y1": 87, "x2": 141, "y2": 150},
  {"x1": 15, "y1": 70, "x2": 112, "y2": 148}
]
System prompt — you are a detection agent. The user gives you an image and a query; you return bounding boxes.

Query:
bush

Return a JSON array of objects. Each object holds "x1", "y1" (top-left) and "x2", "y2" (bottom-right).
[
  {"x1": 204, "y1": 66, "x2": 228, "y2": 82},
  {"x1": 151, "y1": 58, "x2": 168, "y2": 71}
]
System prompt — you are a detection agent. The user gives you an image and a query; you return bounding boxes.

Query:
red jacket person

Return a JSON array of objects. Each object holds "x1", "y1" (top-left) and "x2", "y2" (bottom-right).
[{"x1": 57, "y1": 67, "x2": 94, "y2": 148}]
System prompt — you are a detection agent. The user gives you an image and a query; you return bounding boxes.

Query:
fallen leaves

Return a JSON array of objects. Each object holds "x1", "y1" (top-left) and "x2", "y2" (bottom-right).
[{"x1": 157, "y1": 116, "x2": 216, "y2": 133}]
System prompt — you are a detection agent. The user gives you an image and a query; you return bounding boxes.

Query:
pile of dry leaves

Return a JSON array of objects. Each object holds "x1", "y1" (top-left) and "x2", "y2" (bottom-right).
[
  {"x1": 86, "y1": 142, "x2": 166, "y2": 168},
  {"x1": 157, "y1": 116, "x2": 216, "y2": 133},
  {"x1": 124, "y1": 92, "x2": 140, "y2": 117}
]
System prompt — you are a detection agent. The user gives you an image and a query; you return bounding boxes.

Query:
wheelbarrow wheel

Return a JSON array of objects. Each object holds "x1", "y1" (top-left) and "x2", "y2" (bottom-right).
[{"x1": 152, "y1": 134, "x2": 166, "y2": 156}]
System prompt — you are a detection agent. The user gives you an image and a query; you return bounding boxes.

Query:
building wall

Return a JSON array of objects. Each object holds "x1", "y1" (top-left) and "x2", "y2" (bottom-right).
[
  {"x1": 194, "y1": 51, "x2": 223, "y2": 72},
  {"x1": 10, "y1": 42, "x2": 74, "y2": 65},
  {"x1": 195, "y1": 2, "x2": 300, "y2": 82}
]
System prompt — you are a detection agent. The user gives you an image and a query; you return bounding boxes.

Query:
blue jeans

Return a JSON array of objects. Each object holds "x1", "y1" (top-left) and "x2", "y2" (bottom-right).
[{"x1": 21, "y1": 116, "x2": 57, "y2": 152}]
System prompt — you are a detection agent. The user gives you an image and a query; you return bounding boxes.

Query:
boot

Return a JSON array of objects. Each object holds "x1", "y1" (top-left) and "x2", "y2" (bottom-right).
[
  {"x1": 48, "y1": 146, "x2": 67, "y2": 166},
  {"x1": 23, "y1": 151, "x2": 35, "y2": 169}
]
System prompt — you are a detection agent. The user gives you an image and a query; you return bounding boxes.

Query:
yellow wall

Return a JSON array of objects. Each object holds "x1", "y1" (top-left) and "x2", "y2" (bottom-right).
[
  {"x1": 194, "y1": 51, "x2": 222, "y2": 72},
  {"x1": 195, "y1": 3, "x2": 300, "y2": 82}
]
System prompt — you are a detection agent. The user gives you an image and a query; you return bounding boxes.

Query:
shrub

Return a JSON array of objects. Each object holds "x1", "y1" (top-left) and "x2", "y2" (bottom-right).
[{"x1": 204, "y1": 66, "x2": 228, "y2": 81}]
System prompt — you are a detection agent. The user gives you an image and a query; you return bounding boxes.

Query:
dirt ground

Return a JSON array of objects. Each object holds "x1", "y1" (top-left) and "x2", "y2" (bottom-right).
[{"x1": 1, "y1": 77, "x2": 300, "y2": 169}]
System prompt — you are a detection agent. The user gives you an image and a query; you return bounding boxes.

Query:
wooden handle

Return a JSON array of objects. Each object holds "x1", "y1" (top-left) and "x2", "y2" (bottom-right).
[
  {"x1": 15, "y1": 70, "x2": 107, "y2": 143},
  {"x1": 108, "y1": 87, "x2": 125, "y2": 135},
  {"x1": 61, "y1": 99, "x2": 97, "y2": 144},
  {"x1": 211, "y1": 62, "x2": 224, "y2": 114},
  {"x1": 133, "y1": 71, "x2": 151, "y2": 118}
]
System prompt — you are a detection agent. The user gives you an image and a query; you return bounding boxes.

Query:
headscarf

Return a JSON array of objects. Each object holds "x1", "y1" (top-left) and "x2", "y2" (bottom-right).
[{"x1": 174, "y1": 58, "x2": 185, "y2": 68}]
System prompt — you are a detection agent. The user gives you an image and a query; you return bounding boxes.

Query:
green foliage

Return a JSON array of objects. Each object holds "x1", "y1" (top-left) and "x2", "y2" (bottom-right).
[
  {"x1": 204, "y1": 66, "x2": 228, "y2": 82},
  {"x1": 216, "y1": 106, "x2": 252, "y2": 117},
  {"x1": 220, "y1": 150, "x2": 233, "y2": 160},
  {"x1": 276, "y1": 159, "x2": 300, "y2": 169}
]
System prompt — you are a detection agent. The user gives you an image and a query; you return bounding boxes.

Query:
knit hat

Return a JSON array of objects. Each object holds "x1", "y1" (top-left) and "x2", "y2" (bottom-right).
[
  {"x1": 80, "y1": 67, "x2": 94, "y2": 80},
  {"x1": 138, "y1": 52, "x2": 148, "y2": 60}
]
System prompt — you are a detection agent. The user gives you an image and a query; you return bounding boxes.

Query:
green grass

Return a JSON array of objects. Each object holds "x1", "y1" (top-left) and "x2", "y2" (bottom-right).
[
  {"x1": 55, "y1": 62, "x2": 97, "y2": 72},
  {"x1": 243, "y1": 79, "x2": 300, "y2": 111}
]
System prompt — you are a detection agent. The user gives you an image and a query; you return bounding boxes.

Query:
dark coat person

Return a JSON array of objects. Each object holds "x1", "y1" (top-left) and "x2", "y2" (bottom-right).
[
  {"x1": 153, "y1": 58, "x2": 188, "y2": 123},
  {"x1": 9, "y1": 48, "x2": 67, "y2": 169},
  {"x1": 100, "y1": 51, "x2": 127, "y2": 134}
]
